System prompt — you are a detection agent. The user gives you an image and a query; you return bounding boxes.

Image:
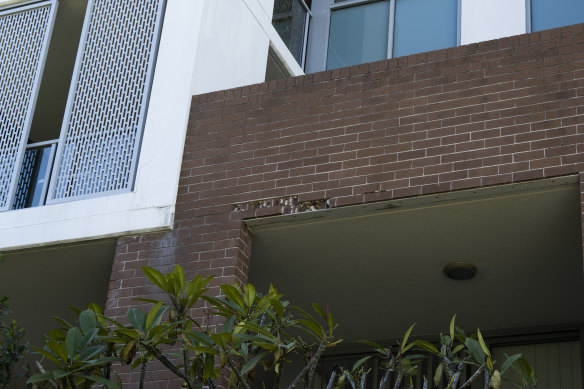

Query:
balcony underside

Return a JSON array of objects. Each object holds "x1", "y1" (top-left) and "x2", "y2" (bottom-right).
[{"x1": 247, "y1": 175, "x2": 584, "y2": 341}]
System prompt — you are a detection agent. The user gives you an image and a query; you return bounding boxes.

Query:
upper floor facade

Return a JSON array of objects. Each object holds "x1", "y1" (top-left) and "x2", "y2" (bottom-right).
[
  {"x1": 275, "y1": 0, "x2": 584, "y2": 72},
  {"x1": 1, "y1": 0, "x2": 583, "y2": 252},
  {"x1": 0, "y1": 0, "x2": 303, "y2": 251}
]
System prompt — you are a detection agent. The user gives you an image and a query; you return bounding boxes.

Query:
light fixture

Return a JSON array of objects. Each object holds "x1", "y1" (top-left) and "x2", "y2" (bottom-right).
[{"x1": 443, "y1": 262, "x2": 477, "y2": 281}]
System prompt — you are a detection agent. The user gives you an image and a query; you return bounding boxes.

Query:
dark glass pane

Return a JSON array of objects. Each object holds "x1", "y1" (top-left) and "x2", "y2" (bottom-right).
[
  {"x1": 273, "y1": 0, "x2": 309, "y2": 65},
  {"x1": 327, "y1": 1, "x2": 390, "y2": 70},
  {"x1": 393, "y1": 0, "x2": 457, "y2": 58},
  {"x1": 532, "y1": 0, "x2": 584, "y2": 31},
  {"x1": 12, "y1": 146, "x2": 52, "y2": 209}
]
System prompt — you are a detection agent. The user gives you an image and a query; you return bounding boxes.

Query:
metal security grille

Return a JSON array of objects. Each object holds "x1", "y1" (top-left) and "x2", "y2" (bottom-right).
[
  {"x1": 48, "y1": 0, "x2": 165, "y2": 202},
  {"x1": 0, "y1": 2, "x2": 56, "y2": 211}
]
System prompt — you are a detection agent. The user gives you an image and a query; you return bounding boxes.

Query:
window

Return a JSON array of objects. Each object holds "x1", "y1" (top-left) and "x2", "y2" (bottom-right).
[
  {"x1": 531, "y1": 0, "x2": 584, "y2": 32},
  {"x1": 393, "y1": 0, "x2": 457, "y2": 58},
  {"x1": 309, "y1": 0, "x2": 460, "y2": 71},
  {"x1": 272, "y1": 0, "x2": 312, "y2": 68},
  {"x1": 327, "y1": 1, "x2": 390, "y2": 69}
]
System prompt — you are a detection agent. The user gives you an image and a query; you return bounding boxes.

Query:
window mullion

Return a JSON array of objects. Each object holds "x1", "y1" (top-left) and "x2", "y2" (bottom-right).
[{"x1": 388, "y1": 0, "x2": 395, "y2": 59}]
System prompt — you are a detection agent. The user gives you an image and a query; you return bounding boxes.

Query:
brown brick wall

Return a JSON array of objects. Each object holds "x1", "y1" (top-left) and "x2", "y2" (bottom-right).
[{"x1": 106, "y1": 24, "x2": 584, "y2": 386}]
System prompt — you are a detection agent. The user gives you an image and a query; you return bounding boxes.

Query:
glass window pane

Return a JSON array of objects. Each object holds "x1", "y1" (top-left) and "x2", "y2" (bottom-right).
[
  {"x1": 326, "y1": 1, "x2": 390, "y2": 70},
  {"x1": 393, "y1": 0, "x2": 457, "y2": 58},
  {"x1": 532, "y1": 0, "x2": 584, "y2": 32},
  {"x1": 273, "y1": 0, "x2": 309, "y2": 65}
]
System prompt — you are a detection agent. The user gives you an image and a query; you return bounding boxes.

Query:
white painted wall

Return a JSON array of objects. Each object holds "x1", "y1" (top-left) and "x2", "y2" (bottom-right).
[
  {"x1": 191, "y1": 0, "x2": 271, "y2": 94},
  {"x1": 258, "y1": 0, "x2": 275, "y2": 18},
  {"x1": 191, "y1": 0, "x2": 302, "y2": 95},
  {"x1": 461, "y1": 0, "x2": 527, "y2": 45},
  {"x1": 0, "y1": 0, "x2": 306, "y2": 251}
]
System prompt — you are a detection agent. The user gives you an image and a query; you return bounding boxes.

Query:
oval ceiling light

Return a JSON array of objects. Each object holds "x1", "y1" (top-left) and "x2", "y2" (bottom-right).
[{"x1": 443, "y1": 262, "x2": 477, "y2": 281}]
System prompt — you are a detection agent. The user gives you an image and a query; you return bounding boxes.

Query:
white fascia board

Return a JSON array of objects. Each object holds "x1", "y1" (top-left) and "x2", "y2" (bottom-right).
[
  {"x1": 0, "y1": 195, "x2": 173, "y2": 251},
  {"x1": 242, "y1": 0, "x2": 304, "y2": 77},
  {"x1": 0, "y1": 0, "x2": 203, "y2": 251}
]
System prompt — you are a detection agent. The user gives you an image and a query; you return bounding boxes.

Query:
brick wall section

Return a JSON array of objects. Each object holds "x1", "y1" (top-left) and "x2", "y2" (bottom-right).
[{"x1": 106, "y1": 24, "x2": 584, "y2": 386}]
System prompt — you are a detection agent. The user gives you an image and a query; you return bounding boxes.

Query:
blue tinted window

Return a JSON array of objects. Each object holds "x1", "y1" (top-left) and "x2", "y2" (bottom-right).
[
  {"x1": 393, "y1": 0, "x2": 457, "y2": 58},
  {"x1": 326, "y1": 1, "x2": 390, "y2": 70},
  {"x1": 532, "y1": 0, "x2": 584, "y2": 32}
]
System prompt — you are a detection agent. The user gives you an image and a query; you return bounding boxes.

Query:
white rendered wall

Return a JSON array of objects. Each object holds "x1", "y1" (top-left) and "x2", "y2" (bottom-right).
[
  {"x1": 461, "y1": 0, "x2": 527, "y2": 45},
  {"x1": 191, "y1": 0, "x2": 302, "y2": 95}
]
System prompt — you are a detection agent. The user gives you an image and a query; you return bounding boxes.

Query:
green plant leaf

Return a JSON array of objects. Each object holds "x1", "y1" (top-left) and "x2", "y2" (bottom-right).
[
  {"x1": 477, "y1": 328, "x2": 490, "y2": 357},
  {"x1": 211, "y1": 332, "x2": 232, "y2": 348},
  {"x1": 82, "y1": 375, "x2": 121, "y2": 389},
  {"x1": 449, "y1": 314, "x2": 457, "y2": 343},
  {"x1": 465, "y1": 338, "x2": 485, "y2": 364},
  {"x1": 401, "y1": 323, "x2": 416, "y2": 351},
  {"x1": 174, "y1": 265, "x2": 185, "y2": 291},
  {"x1": 516, "y1": 357, "x2": 534, "y2": 377},
  {"x1": 190, "y1": 346, "x2": 218, "y2": 355},
  {"x1": 79, "y1": 310, "x2": 97, "y2": 334},
  {"x1": 414, "y1": 340, "x2": 439, "y2": 355},
  {"x1": 359, "y1": 340, "x2": 386, "y2": 354},
  {"x1": 142, "y1": 267, "x2": 168, "y2": 291},
  {"x1": 452, "y1": 344, "x2": 465, "y2": 355},
  {"x1": 145, "y1": 302, "x2": 167, "y2": 331},
  {"x1": 312, "y1": 303, "x2": 326, "y2": 320},
  {"x1": 296, "y1": 319, "x2": 323, "y2": 338},
  {"x1": 351, "y1": 356, "x2": 371, "y2": 373},
  {"x1": 223, "y1": 315, "x2": 236, "y2": 334},
  {"x1": 241, "y1": 351, "x2": 268, "y2": 375},
  {"x1": 434, "y1": 363, "x2": 444, "y2": 387},
  {"x1": 27, "y1": 373, "x2": 56, "y2": 384},
  {"x1": 32, "y1": 347, "x2": 62, "y2": 366},
  {"x1": 500, "y1": 353, "x2": 522, "y2": 375},
  {"x1": 65, "y1": 327, "x2": 82, "y2": 358},
  {"x1": 50, "y1": 316, "x2": 73, "y2": 329},
  {"x1": 127, "y1": 308, "x2": 146, "y2": 331},
  {"x1": 221, "y1": 284, "x2": 245, "y2": 308},
  {"x1": 244, "y1": 284, "x2": 256, "y2": 308},
  {"x1": 116, "y1": 328, "x2": 140, "y2": 340},
  {"x1": 45, "y1": 341, "x2": 68, "y2": 363}
]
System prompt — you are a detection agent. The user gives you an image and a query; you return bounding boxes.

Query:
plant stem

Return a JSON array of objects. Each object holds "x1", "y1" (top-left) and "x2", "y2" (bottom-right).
[
  {"x1": 141, "y1": 343, "x2": 192, "y2": 388},
  {"x1": 392, "y1": 370, "x2": 403, "y2": 389},
  {"x1": 483, "y1": 369, "x2": 490, "y2": 389},
  {"x1": 359, "y1": 371, "x2": 367, "y2": 389},
  {"x1": 451, "y1": 359, "x2": 467, "y2": 389},
  {"x1": 223, "y1": 347, "x2": 251, "y2": 389},
  {"x1": 139, "y1": 359, "x2": 147, "y2": 389},
  {"x1": 325, "y1": 370, "x2": 337, "y2": 389},
  {"x1": 345, "y1": 372, "x2": 356, "y2": 389},
  {"x1": 286, "y1": 342, "x2": 326, "y2": 389},
  {"x1": 378, "y1": 368, "x2": 392, "y2": 389},
  {"x1": 459, "y1": 363, "x2": 485, "y2": 389}
]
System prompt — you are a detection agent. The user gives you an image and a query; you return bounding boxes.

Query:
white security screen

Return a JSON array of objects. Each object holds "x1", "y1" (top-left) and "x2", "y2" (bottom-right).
[
  {"x1": 0, "y1": 1, "x2": 56, "y2": 211},
  {"x1": 48, "y1": 0, "x2": 165, "y2": 203}
]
